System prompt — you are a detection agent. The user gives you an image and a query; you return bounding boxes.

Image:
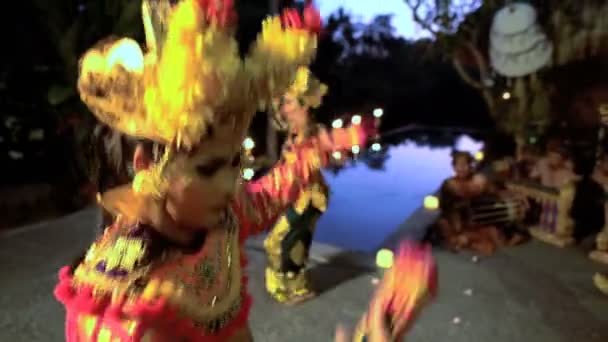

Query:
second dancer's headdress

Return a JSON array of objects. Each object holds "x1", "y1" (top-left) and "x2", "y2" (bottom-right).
[{"x1": 273, "y1": 66, "x2": 327, "y2": 130}]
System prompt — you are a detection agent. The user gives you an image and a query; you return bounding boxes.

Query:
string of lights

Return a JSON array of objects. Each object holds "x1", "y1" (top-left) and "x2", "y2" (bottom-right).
[{"x1": 240, "y1": 107, "x2": 385, "y2": 180}]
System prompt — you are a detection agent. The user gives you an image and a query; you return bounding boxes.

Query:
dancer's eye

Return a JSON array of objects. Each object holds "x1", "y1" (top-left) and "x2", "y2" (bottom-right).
[
  {"x1": 196, "y1": 153, "x2": 240, "y2": 177},
  {"x1": 196, "y1": 162, "x2": 221, "y2": 177}
]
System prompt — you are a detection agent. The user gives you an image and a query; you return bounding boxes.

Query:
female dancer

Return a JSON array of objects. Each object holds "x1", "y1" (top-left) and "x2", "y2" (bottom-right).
[
  {"x1": 53, "y1": 0, "x2": 378, "y2": 340},
  {"x1": 264, "y1": 66, "x2": 333, "y2": 305}
]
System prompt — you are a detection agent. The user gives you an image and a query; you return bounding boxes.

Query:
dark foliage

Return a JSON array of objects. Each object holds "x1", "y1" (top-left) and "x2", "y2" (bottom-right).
[{"x1": 0, "y1": 2, "x2": 490, "y2": 189}]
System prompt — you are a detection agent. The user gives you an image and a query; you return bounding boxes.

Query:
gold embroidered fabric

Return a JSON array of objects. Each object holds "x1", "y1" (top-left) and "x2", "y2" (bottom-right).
[{"x1": 73, "y1": 209, "x2": 243, "y2": 334}]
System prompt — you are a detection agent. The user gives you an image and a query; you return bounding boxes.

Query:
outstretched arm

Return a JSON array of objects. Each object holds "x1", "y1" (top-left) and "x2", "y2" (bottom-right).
[
  {"x1": 233, "y1": 143, "x2": 325, "y2": 236},
  {"x1": 234, "y1": 120, "x2": 375, "y2": 236},
  {"x1": 339, "y1": 242, "x2": 438, "y2": 342}
]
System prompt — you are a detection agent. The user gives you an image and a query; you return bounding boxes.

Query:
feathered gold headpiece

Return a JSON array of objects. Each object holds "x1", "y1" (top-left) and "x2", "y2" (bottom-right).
[
  {"x1": 77, "y1": 0, "x2": 321, "y2": 196},
  {"x1": 273, "y1": 66, "x2": 327, "y2": 130},
  {"x1": 286, "y1": 66, "x2": 328, "y2": 109}
]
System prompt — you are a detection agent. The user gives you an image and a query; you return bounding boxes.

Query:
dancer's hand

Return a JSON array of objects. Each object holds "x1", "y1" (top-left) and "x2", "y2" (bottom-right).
[
  {"x1": 335, "y1": 242, "x2": 437, "y2": 342},
  {"x1": 375, "y1": 242, "x2": 437, "y2": 338},
  {"x1": 334, "y1": 297, "x2": 395, "y2": 342}
]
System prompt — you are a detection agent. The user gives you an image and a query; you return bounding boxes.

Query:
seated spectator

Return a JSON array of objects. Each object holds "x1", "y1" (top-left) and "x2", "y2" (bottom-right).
[
  {"x1": 529, "y1": 139, "x2": 576, "y2": 188},
  {"x1": 514, "y1": 144, "x2": 540, "y2": 180},
  {"x1": 437, "y1": 151, "x2": 527, "y2": 256}
]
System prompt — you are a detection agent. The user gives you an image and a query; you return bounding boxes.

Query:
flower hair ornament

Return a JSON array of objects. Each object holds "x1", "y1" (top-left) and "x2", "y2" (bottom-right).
[{"x1": 77, "y1": 0, "x2": 322, "y2": 199}]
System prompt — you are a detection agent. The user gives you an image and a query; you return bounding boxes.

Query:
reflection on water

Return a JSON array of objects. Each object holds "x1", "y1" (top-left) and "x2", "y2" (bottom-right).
[{"x1": 314, "y1": 131, "x2": 482, "y2": 252}]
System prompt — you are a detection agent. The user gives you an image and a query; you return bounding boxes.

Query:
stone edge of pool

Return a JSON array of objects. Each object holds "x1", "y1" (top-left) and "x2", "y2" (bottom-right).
[
  {"x1": 377, "y1": 194, "x2": 440, "y2": 250},
  {"x1": 2, "y1": 197, "x2": 440, "y2": 273},
  {"x1": 247, "y1": 186, "x2": 441, "y2": 271}
]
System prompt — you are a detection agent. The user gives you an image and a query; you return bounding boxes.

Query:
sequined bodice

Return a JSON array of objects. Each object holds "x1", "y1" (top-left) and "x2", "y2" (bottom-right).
[
  {"x1": 72, "y1": 210, "x2": 244, "y2": 335},
  {"x1": 281, "y1": 125, "x2": 329, "y2": 192}
]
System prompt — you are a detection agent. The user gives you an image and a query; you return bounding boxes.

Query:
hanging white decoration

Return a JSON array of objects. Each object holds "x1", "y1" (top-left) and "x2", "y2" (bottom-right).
[{"x1": 489, "y1": 3, "x2": 553, "y2": 77}]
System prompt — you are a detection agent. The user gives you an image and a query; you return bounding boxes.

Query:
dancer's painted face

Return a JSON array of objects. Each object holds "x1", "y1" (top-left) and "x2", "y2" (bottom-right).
[
  {"x1": 163, "y1": 130, "x2": 242, "y2": 230},
  {"x1": 280, "y1": 93, "x2": 308, "y2": 129}
]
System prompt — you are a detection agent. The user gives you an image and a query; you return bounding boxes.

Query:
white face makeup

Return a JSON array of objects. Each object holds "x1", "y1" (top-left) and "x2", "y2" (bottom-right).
[{"x1": 163, "y1": 127, "x2": 243, "y2": 230}]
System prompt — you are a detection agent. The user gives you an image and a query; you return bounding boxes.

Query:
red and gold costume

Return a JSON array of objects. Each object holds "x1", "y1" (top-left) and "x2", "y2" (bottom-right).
[
  {"x1": 52, "y1": 0, "x2": 371, "y2": 340},
  {"x1": 352, "y1": 242, "x2": 438, "y2": 341},
  {"x1": 264, "y1": 67, "x2": 348, "y2": 304},
  {"x1": 55, "y1": 151, "x2": 357, "y2": 341}
]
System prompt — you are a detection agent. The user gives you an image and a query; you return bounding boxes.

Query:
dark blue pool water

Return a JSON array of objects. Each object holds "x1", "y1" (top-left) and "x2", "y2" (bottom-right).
[{"x1": 314, "y1": 131, "x2": 483, "y2": 252}]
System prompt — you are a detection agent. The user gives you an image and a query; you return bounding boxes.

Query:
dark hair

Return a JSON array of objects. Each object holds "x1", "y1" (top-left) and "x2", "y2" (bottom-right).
[{"x1": 137, "y1": 140, "x2": 165, "y2": 162}]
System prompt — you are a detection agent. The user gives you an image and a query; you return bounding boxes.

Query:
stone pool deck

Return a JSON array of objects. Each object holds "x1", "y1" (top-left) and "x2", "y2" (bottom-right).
[{"x1": 1, "y1": 208, "x2": 608, "y2": 341}]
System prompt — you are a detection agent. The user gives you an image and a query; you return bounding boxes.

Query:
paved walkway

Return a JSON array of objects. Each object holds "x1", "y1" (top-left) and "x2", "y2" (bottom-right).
[{"x1": 1, "y1": 208, "x2": 608, "y2": 341}]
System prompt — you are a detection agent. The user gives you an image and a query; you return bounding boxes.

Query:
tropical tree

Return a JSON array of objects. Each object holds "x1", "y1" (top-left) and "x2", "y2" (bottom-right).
[
  {"x1": 27, "y1": 0, "x2": 144, "y2": 204},
  {"x1": 404, "y1": 0, "x2": 608, "y2": 154},
  {"x1": 313, "y1": 11, "x2": 423, "y2": 116},
  {"x1": 32, "y1": 0, "x2": 280, "y2": 182},
  {"x1": 32, "y1": 0, "x2": 144, "y2": 107}
]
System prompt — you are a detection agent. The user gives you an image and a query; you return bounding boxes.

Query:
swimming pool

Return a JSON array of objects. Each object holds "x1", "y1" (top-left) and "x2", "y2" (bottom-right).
[{"x1": 314, "y1": 130, "x2": 483, "y2": 252}]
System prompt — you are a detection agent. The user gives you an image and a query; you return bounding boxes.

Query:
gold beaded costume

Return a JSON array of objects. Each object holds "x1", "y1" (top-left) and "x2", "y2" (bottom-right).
[
  {"x1": 264, "y1": 67, "x2": 331, "y2": 304},
  {"x1": 52, "y1": 0, "x2": 368, "y2": 341}
]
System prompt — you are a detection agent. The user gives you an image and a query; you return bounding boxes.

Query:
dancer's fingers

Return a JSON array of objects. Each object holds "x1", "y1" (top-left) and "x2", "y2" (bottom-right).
[
  {"x1": 334, "y1": 324, "x2": 351, "y2": 342},
  {"x1": 367, "y1": 300, "x2": 391, "y2": 342}
]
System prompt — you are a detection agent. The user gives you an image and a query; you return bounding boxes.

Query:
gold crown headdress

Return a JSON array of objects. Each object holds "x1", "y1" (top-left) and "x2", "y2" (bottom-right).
[
  {"x1": 287, "y1": 66, "x2": 328, "y2": 109},
  {"x1": 78, "y1": 0, "x2": 321, "y2": 197},
  {"x1": 273, "y1": 66, "x2": 327, "y2": 130}
]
